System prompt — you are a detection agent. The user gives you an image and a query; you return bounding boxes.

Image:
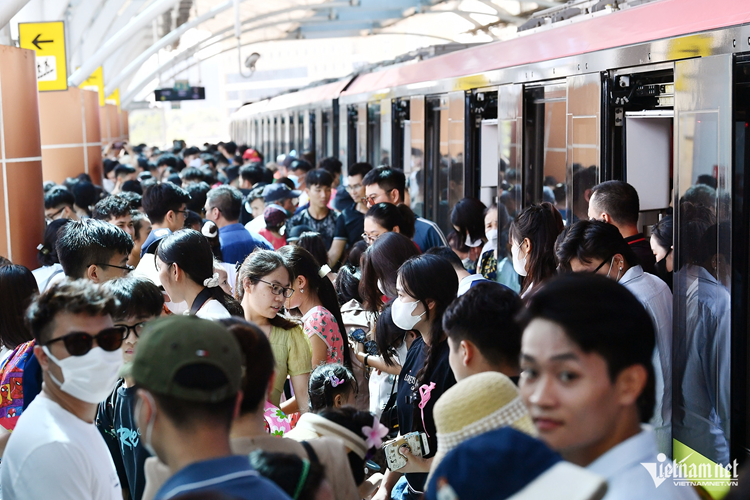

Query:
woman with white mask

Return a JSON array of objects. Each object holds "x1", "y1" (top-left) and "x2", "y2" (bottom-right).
[
  {"x1": 372, "y1": 254, "x2": 458, "y2": 500},
  {"x1": 450, "y1": 198, "x2": 487, "y2": 273},
  {"x1": 508, "y1": 202, "x2": 564, "y2": 298}
]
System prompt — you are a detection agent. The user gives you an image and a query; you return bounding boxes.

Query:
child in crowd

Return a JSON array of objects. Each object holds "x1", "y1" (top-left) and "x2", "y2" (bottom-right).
[
  {"x1": 308, "y1": 364, "x2": 358, "y2": 413},
  {"x1": 259, "y1": 205, "x2": 288, "y2": 250},
  {"x1": 97, "y1": 277, "x2": 164, "y2": 500}
]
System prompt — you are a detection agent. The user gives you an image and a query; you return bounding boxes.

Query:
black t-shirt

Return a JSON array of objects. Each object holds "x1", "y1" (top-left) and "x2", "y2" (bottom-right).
[
  {"x1": 625, "y1": 233, "x2": 657, "y2": 275},
  {"x1": 334, "y1": 207, "x2": 365, "y2": 246},
  {"x1": 96, "y1": 379, "x2": 151, "y2": 500},
  {"x1": 396, "y1": 337, "x2": 456, "y2": 493}
]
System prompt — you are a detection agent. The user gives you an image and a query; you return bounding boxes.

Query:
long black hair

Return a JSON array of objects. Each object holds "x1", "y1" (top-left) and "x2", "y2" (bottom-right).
[
  {"x1": 156, "y1": 229, "x2": 241, "y2": 315},
  {"x1": 451, "y1": 197, "x2": 487, "y2": 243},
  {"x1": 397, "y1": 254, "x2": 458, "y2": 386},
  {"x1": 509, "y1": 202, "x2": 564, "y2": 293},
  {"x1": 374, "y1": 303, "x2": 410, "y2": 367},
  {"x1": 0, "y1": 265, "x2": 38, "y2": 350},
  {"x1": 235, "y1": 250, "x2": 299, "y2": 331},
  {"x1": 279, "y1": 245, "x2": 352, "y2": 368},
  {"x1": 359, "y1": 232, "x2": 420, "y2": 312},
  {"x1": 365, "y1": 203, "x2": 416, "y2": 239}
]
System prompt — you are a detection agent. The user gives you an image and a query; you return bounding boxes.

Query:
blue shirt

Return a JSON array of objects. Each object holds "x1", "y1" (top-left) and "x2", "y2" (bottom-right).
[
  {"x1": 412, "y1": 218, "x2": 447, "y2": 252},
  {"x1": 219, "y1": 223, "x2": 272, "y2": 266},
  {"x1": 154, "y1": 455, "x2": 291, "y2": 500},
  {"x1": 140, "y1": 228, "x2": 172, "y2": 258}
]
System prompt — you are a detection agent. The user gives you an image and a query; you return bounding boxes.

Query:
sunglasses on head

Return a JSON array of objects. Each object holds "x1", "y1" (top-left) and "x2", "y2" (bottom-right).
[{"x1": 45, "y1": 327, "x2": 125, "y2": 356}]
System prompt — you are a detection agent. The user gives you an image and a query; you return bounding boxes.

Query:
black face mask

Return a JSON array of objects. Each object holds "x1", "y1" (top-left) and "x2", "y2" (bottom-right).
[{"x1": 655, "y1": 251, "x2": 673, "y2": 292}]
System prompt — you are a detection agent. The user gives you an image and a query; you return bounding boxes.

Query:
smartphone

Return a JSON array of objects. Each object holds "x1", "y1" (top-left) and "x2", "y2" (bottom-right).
[{"x1": 383, "y1": 432, "x2": 430, "y2": 471}]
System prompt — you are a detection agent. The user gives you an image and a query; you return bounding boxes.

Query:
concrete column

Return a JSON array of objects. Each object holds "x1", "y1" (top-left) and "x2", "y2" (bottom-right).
[
  {"x1": 39, "y1": 87, "x2": 103, "y2": 185},
  {"x1": 0, "y1": 45, "x2": 45, "y2": 268}
]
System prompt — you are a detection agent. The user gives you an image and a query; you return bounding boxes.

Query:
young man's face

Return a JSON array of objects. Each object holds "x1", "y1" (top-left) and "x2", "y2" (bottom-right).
[
  {"x1": 519, "y1": 318, "x2": 623, "y2": 463},
  {"x1": 364, "y1": 184, "x2": 399, "y2": 207},
  {"x1": 447, "y1": 335, "x2": 471, "y2": 381},
  {"x1": 346, "y1": 175, "x2": 365, "y2": 204},
  {"x1": 250, "y1": 199, "x2": 265, "y2": 219},
  {"x1": 115, "y1": 314, "x2": 158, "y2": 364},
  {"x1": 307, "y1": 184, "x2": 331, "y2": 210},
  {"x1": 93, "y1": 252, "x2": 132, "y2": 283},
  {"x1": 109, "y1": 214, "x2": 135, "y2": 240},
  {"x1": 136, "y1": 218, "x2": 152, "y2": 244},
  {"x1": 167, "y1": 204, "x2": 188, "y2": 232},
  {"x1": 36, "y1": 312, "x2": 114, "y2": 378}
]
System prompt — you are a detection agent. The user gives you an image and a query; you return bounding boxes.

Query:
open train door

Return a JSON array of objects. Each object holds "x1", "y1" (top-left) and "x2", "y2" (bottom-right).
[
  {"x1": 565, "y1": 73, "x2": 601, "y2": 225},
  {"x1": 497, "y1": 84, "x2": 523, "y2": 216},
  {"x1": 672, "y1": 53, "x2": 733, "y2": 498}
]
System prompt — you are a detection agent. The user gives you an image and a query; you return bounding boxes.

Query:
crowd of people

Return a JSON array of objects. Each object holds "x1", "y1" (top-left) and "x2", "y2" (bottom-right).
[{"x1": 0, "y1": 139, "x2": 729, "y2": 500}]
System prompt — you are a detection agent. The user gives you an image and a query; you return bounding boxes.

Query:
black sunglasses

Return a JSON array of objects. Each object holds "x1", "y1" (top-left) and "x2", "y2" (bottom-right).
[
  {"x1": 45, "y1": 327, "x2": 125, "y2": 356},
  {"x1": 114, "y1": 322, "x2": 146, "y2": 339}
]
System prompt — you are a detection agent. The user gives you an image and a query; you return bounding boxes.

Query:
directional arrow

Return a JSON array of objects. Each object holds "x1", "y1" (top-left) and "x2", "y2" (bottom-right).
[{"x1": 32, "y1": 34, "x2": 53, "y2": 51}]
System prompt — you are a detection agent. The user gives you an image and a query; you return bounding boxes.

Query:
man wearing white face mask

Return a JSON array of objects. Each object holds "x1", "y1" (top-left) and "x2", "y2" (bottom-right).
[{"x1": 2, "y1": 280, "x2": 124, "y2": 500}]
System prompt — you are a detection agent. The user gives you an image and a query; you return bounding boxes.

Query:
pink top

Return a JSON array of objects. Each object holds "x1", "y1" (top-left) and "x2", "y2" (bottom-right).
[{"x1": 302, "y1": 305, "x2": 344, "y2": 365}]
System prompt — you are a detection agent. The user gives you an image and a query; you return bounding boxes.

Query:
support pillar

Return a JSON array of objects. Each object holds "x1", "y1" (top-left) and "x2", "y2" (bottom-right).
[
  {"x1": 39, "y1": 87, "x2": 103, "y2": 185},
  {"x1": 0, "y1": 46, "x2": 45, "y2": 268}
]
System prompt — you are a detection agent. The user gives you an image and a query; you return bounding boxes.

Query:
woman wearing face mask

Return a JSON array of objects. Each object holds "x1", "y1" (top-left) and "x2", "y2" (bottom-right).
[
  {"x1": 236, "y1": 250, "x2": 312, "y2": 414},
  {"x1": 450, "y1": 198, "x2": 487, "y2": 271},
  {"x1": 650, "y1": 214, "x2": 674, "y2": 291},
  {"x1": 476, "y1": 203, "x2": 512, "y2": 282},
  {"x1": 363, "y1": 203, "x2": 416, "y2": 245},
  {"x1": 372, "y1": 254, "x2": 458, "y2": 500},
  {"x1": 359, "y1": 233, "x2": 421, "y2": 313},
  {"x1": 508, "y1": 202, "x2": 564, "y2": 298},
  {"x1": 279, "y1": 245, "x2": 352, "y2": 370},
  {"x1": 155, "y1": 229, "x2": 242, "y2": 319}
]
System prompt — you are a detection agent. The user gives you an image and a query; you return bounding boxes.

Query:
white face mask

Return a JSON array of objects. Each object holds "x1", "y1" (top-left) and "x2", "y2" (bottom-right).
[
  {"x1": 288, "y1": 175, "x2": 300, "y2": 188},
  {"x1": 42, "y1": 346, "x2": 123, "y2": 404},
  {"x1": 135, "y1": 391, "x2": 158, "y2": 457},
  {"x1": 391, "y1": 297, "x2": 426, "y2": 331},
  {"x1": 485, "y1": 229, "x2": 498, "y2": 250},
  {"x1": 511, "y1": 243, "x2": 528, "y2": 277},
  {"x1": 465, "y1": 234, "x2": 484, "y2": 248}
]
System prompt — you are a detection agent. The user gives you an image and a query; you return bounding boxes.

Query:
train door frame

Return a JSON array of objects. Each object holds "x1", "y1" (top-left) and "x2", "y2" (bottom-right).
[
  {"x1": 366, "y1": 101, "x2": 382, "y2": 167},
  {"x1": 466, "y1": 87, "x2": 498, "y2": 204},
  {"x1": 409, "y1": 95, "x2": 425, "y2": 218},
  {"x1": 392, "y1": 98, "x2": 410, "y2": 172},
  {"x1": 314, "y1": 108, "x2": 323, "y2": 164}
]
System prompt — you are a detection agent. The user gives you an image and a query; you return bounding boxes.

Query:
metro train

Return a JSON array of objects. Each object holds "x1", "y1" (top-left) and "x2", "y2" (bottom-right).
[{"x1": 230, "y1": 0, "x2": 750, "y2": 486}]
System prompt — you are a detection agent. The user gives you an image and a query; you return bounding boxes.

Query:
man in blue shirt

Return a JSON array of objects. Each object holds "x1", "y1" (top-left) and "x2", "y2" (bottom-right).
[
  {"x1": 362, "y1": 166, "x2": 447, "y2": 252},
  {"x1": 205, "y1": 185, "x2": 272, "y2": 266},
  {"x1": 141, "y1": 182, "x2": 191, "y2": 257},
  {"x1": 125, "y1": 316, "x2": 291, "y2": 500}
]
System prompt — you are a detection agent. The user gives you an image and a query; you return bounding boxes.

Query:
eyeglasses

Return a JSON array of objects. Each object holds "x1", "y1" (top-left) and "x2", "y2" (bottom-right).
[
  {"x1": 256, "y1": 278, "x2": 295, "y2": 298},
  {"x1": 591, "y1": 256, "x2": 613, "y2": 274},
  {"x1": 45, "y1": 207, "x2": 65, "y2": 222},
  {"x1": 45, "y1": 328, "x2": 125, "y2": 356},
  {"x1": 362, "y1": 232, "x2": 382, "y2": 244},
  {"x1": 361, "y1": 194, "x2": 379, "y2": 206},
  {"x1": 346, "y1": 184, "x2": 362, "y2": 192},
  {"x1": 114, "y1": 322, "x2": 146, "y2": 339},
  {"x1": 94, "y1": 263, "x2": 135, "y2": 273},
  {"x1": 174, "y1": 209, "x2": 188, "y2": 217}
]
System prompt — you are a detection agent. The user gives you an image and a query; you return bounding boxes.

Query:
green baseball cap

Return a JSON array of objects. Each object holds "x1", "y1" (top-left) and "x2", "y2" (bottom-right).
[{"x1": 121, "y1": 315, "x2": 242, "y2": 403}]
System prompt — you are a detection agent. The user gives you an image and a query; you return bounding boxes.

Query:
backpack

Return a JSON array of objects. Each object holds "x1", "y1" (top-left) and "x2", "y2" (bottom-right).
[{"x1": 0, "y1": 340, "x2": 36, "y2": 430}]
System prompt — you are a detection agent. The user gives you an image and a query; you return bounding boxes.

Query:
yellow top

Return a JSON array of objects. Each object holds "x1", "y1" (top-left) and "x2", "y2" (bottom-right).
[{"x1": 269, "y1": 324, "x2": 312, "y2": 407}]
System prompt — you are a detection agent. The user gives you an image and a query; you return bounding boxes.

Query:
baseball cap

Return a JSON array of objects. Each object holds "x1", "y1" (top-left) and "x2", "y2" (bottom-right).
[
  {"x1": 264, "y1": 205, "x2": 287, "y2": 228},
  {"x1": 121, "y1": 315, "x2": 242, "y2": 403},
  {"x1": 263, "y1": 183, "x2": 301, "y2": 204},
  {"x1": 243, "y1": 148, "x2": 261, "y2": 162},
  {"x1": 425, "y1": 427, "x2": 607, "y2": 500}
]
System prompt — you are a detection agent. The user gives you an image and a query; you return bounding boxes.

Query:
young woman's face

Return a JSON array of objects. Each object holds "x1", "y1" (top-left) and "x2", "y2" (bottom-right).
[
  {"x1": 650, "y1": 235, "x2": 673, "y2": 273},
  {"x1": 156, "y1": 256, "x2": 179, "y2": 302},
  {"x1": 243, "y1": 266, "x2": 291, "y2": 320},
  {"x1": 394, "y1": 275, "x2": 428, "y2": 329},
  {"x1": 363, "y1": 217, "x2": 388, "y2": 245},
  {"x1": 285, "y1": 274, "x2": 305, "y2": 311},
  {"x1": 215, "y1": 266, "x2": 231, "y2": 295}
]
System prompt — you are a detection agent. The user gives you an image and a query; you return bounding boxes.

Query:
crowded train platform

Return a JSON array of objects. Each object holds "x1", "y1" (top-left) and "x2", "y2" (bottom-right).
[{"x1": 0, "y1": 0, "x2": 749, "y2": 499}]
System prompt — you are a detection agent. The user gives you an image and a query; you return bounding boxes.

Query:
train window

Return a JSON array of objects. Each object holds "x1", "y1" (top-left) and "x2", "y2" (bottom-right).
[
  {"x1": 357, "y1": 103, "x2": 367, "y2": 162},
  {"x1": 566, "y1": 74, "x2": 601, "y2": 225},
  {"x1": 425, "y1": 92, "x2": 464, "y2": 235},
  {"x1": 523, "y1": 82, "x2": 566, "y2": 217},
  {"x1": 409, "y1": 96, "x2": 425, "y2": 218},
  {"x1": 380, "y1": 99, "x2": 391, "y2": 167},
  {"x1": 367, "y1": 103, "x2": 381, "y2": 167},
  {"x1": 346, "y1": 105, "x2": 357, "y2": 168},
  {"x1": 673, "y1": 55, "x2": 732, "y2": 469}
]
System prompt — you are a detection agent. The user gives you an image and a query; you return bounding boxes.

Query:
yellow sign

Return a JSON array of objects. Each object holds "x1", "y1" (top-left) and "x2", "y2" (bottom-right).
[
  {"x1": 19, "y1": 21, "x2": 68, "y2": 91},
  {"x1": 106, "y1": 88, "x2": 120, "y2": 111},
  {"x1": 81, "y1": 67, "x2": 105, "y2": 107}
]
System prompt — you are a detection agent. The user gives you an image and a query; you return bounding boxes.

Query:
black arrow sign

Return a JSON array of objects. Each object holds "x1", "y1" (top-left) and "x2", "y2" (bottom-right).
[{"x1": 32, "y1": 34, "x2": 53, "y2": 51}]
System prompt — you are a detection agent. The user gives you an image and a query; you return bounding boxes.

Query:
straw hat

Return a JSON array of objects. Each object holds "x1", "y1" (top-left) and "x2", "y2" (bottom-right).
[{"x1": 430, "y1": 371, "x2": 536, "y2": 475}]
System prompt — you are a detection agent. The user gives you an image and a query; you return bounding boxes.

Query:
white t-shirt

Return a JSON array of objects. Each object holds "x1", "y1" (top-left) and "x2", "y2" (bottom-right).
[
  {"x1": 1, "y1": 395, "x2": 121, "y2": 500},
  {"x1": 195, "y1": 299, "x2": 232, "y2": 320}
]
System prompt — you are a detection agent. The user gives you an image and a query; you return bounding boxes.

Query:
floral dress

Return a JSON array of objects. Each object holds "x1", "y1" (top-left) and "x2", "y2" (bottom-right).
[
  {"x1": 263, "y1": 400, "x2": 293, "y2": 436},
  {"x1": 302, "y1": 305, "x2": 344, "y2": 365}
]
